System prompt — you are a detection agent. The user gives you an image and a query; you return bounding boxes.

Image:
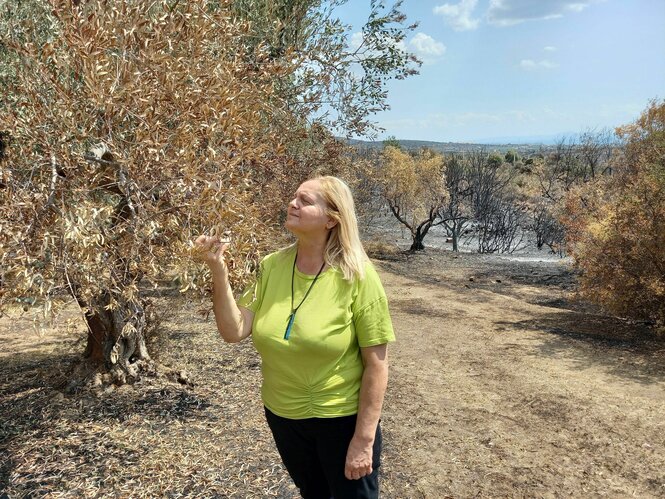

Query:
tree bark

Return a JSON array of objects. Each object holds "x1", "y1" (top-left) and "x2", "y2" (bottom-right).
[
  {"x1": 75, "y1": 146, "x2": 150, "y2": 384},
  {"x1": 409, "y1": 239, "x2": 425, "y2": 251},
  {"x1": 452, "y1": 229, "x2": 459, "y2": 252},
  {"x1": 409, "y1": 224, "x2": 430, "y2": 251},
  {"x1": 81, "y1": 293, "x2": 151, "y2": 384}
]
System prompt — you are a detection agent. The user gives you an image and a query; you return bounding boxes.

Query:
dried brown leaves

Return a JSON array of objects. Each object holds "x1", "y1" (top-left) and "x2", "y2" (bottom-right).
[
  {"x1": 0, "y1": 296, "x2": 413, "y2": 497},
  {"x1": 0, "y1": 0, "x2": 308, "y2": 320}
]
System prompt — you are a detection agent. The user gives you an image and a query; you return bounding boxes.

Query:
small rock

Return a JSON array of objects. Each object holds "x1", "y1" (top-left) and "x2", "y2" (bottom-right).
[
  {"x1": 101, "y1": 373, "x2": 112, "y2": 384},
  {"x1": 92, "y1": 373, "x2": 103, "y2": 387},
  {"x1": 51, "y1": 392, "x2": 66, "y2": 403},
  {"x1": 177, "y1": 370, "x2": 190, "y2": 384}
]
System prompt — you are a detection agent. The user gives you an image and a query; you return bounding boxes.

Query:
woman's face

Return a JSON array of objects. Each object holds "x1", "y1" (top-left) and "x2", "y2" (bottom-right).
[{"x1": 285, "y1": 179, "x2": 333, "y2": 237}]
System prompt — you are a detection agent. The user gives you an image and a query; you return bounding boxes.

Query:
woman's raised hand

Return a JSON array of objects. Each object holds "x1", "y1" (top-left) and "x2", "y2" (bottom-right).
[{"x1": 193, "y1": 235, "x2": 230, "y2": 272}]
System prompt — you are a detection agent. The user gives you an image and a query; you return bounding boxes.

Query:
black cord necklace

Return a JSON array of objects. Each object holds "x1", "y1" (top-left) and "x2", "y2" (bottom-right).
[{"x1": 284, "y1": 250, "x2": 326, "y2": 340}]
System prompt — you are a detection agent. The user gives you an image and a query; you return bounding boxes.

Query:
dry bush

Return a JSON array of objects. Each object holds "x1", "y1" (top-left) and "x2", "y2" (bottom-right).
[
  {"x1": 363, "y1": 239, "x2": 403, "y2": 260},
  {"x1": 562, "y1": 100, "x2": 665, "y2": 330}
]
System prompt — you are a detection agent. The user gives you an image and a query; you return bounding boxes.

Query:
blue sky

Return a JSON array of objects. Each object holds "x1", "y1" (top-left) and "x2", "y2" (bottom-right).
[{"x1": 335, "y1": 0, "x2": 665, "y2": 143}]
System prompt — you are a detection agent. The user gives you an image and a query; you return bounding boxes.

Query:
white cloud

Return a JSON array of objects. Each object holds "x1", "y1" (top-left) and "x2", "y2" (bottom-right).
[
  {"x1": 567, "y1": 3, "x2": 588, "y2": 12},
  {"x1": 349, "y1": 32, "x2": 364, "y2": 51},
  {"x1": 351, "y1": 31, "x2": 445, "y2": 65},
  {"x1": 348, "y1": 31, "x2": 407, "y2": 55},
  {"x1": 433, "y1": 0, "x2": 480, "y2": 31},
  {"x1": 409, "y1": 33, "x2": 446, "y2": 64},
  {"x1": 488, "y1": 0, "x2": 605, "y2": 27},
  {"x1": 520, "y1": 59, "x2": 559, "y2": 70},
  {"x1": 544, "y1": 46, "x2": 557, "y2": 52}
]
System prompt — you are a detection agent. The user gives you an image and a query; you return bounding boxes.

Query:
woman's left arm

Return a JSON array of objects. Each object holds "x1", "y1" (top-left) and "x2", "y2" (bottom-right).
[{"x1": 345, "y1": 343, "x2": 389, "y2": 480}]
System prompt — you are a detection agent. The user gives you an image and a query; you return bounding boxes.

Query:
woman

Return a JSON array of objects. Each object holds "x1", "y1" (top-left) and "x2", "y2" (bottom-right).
[{"x1": 195, "y1": 176, "x2": 395, "y2": 498}]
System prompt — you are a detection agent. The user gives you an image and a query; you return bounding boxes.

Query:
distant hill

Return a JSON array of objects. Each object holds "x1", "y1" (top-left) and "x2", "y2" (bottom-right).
[
  {"x1": 473, "y1": 132, "x2": 580, "y2": 145},
  {"x1": 342, "y1": 138, "x2": 547, "y2": 154}
]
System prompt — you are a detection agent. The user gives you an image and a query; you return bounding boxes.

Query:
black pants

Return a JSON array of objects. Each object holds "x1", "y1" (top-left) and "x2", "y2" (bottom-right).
[{"x1": 264, "y1": 407, "x2": 382, "y2": 499}]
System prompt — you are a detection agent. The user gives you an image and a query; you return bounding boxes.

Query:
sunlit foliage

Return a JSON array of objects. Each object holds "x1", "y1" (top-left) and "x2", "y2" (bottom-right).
[
  {"x1": 0, "y1": 0, "x2": 419, "y2": 379},
  {"x1": 563, "y1": 101, "x2": 665, "y2": 329},
  {"x1": 376, "y1": 145, "x2": 447, "y2": 251}
]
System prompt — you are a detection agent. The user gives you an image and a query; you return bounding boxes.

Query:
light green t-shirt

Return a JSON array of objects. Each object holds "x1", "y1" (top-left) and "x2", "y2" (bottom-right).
[{"x1": 237, "y1": 245, "x2": 395, "y2": 419}]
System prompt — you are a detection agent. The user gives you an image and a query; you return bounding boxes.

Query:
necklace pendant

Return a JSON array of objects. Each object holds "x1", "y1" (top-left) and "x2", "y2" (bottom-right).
[{"x1": 284, "y1": 312, "x2": 296, "y2": 340}]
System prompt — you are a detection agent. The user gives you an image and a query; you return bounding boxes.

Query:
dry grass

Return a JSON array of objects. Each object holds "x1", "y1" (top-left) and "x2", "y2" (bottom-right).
[
  {"x1": 0, "y1": 296, "x2": 415, "y2": 498},
  {"x1": 364, "y1": 239, "x2": 406, "y2": 262}
]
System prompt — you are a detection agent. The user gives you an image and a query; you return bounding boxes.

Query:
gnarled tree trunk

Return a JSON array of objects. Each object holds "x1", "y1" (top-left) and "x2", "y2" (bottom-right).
[
  {"x1": 80, "y1": 293, "x2": 151, "y2": 385},
  {"x1": 73, "y1": 145, "x2": 151, "y2": 385},
  {"x1": 409, "y1": 224, "x2": 430, "y2": 252}
]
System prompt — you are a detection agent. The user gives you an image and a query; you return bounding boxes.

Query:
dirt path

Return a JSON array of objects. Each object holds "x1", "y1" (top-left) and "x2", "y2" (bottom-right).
[{"x1": 377, "y1": 250, "x2": 665, "y2": 497}]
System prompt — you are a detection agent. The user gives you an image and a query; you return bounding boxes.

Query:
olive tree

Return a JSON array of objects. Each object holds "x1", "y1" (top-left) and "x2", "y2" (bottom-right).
[
  {"x1": 377, "y1": 146, "x2": 447, "y2": 251},
  {"x1": 0, "y1": 0, "x2": 419, "y2": 386},
  {"x1": 0, "y1": 0, "x2": 295, "y2": 385},
  {"x1": 231, "y1": 0, "x2": 420, "y2": 138}
]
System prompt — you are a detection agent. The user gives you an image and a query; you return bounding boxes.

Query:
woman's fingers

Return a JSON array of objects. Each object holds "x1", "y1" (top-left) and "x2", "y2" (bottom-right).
[
  {"x1": 215, "y1": 242, "x2": 229, "y2": 258},
  {"x1": 194, "y1": 235, "x2": 214, "y2": 250},
  {"x1": 345, "y1": 466, "x2": 371, "y2": 481},
  {"x1": 192, "y1": 235, "x2": 219, "y2": 259},
  {"x1": 344, "y1": 440, "x2": 373, "y2": 480},
  {"x1": 191, "y1": 235, "x2": 232, "y2": 270}
]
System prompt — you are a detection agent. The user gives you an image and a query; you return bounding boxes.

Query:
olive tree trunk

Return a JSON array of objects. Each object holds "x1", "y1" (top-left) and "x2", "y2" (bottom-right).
[{"x1": 79, "y1": 293, "x2": 151, "y2": 385}]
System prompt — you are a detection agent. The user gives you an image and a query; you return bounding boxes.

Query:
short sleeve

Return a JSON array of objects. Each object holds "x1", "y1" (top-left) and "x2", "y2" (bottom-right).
[
  {"x1": 236, "y1": 258, "x2": 266, "y2": 313},
  {"x1": 352, "y1": 263, "x2": 396, "y2": 348}
]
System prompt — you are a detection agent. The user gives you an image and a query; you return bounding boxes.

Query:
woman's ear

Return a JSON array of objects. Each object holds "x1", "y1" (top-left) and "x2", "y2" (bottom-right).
[{"x1": 326, "y1": 219, "x2": 338, "y2": 230}]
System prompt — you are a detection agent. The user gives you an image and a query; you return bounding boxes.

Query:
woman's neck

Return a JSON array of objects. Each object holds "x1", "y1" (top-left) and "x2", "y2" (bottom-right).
[{"x1": 296, "y1": 236, "x2": 327, "y2": 274}]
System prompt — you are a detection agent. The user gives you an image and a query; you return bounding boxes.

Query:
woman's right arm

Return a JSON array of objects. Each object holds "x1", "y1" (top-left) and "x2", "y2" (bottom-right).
[{"x1": 195, "y1": 235, "x2": 254, "y2": 343}]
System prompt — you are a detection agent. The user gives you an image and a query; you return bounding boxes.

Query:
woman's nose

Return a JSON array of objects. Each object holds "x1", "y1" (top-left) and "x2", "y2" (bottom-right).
[{"x1": 288, "y1": 197, "x2": 298, "y2": 209}]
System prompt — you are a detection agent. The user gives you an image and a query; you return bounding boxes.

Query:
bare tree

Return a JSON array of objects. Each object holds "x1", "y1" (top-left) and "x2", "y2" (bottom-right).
[
  {"x1": 579, "y1": 127, "x2": 615, "y2": 179},
  {"x1": 438, "y1": 154, "x2": 471, "y2": 252},
  {"x1": 474, "y1": 197, "x2": 527, "y2": 254},
  {"x1": 536, "y1": 137, "x2": 582, "y2": 202},
  {"x1": 537, "y1": 130, "x2": 616, "y2": 204},
  {"x1": 532, "y1": 202, "x2": 566, "y2": 255},
  {"x1": 465, "y1": 150, "x2": 525, "y2": 253}
]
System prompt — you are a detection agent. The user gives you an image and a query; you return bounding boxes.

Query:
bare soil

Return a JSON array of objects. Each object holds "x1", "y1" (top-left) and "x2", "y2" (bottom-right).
[
  {"x1": 1, "y1": 248, "x2": 664, "y2": 498},
  {"x1": 377, "y1": 249, "x2": 665, "y2": 498}
]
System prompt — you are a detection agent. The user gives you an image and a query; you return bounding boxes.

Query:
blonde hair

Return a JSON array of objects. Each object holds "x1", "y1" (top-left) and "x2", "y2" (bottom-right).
[{"x1": 315, "y1": 176, "x2": 368, "y2": 281}]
